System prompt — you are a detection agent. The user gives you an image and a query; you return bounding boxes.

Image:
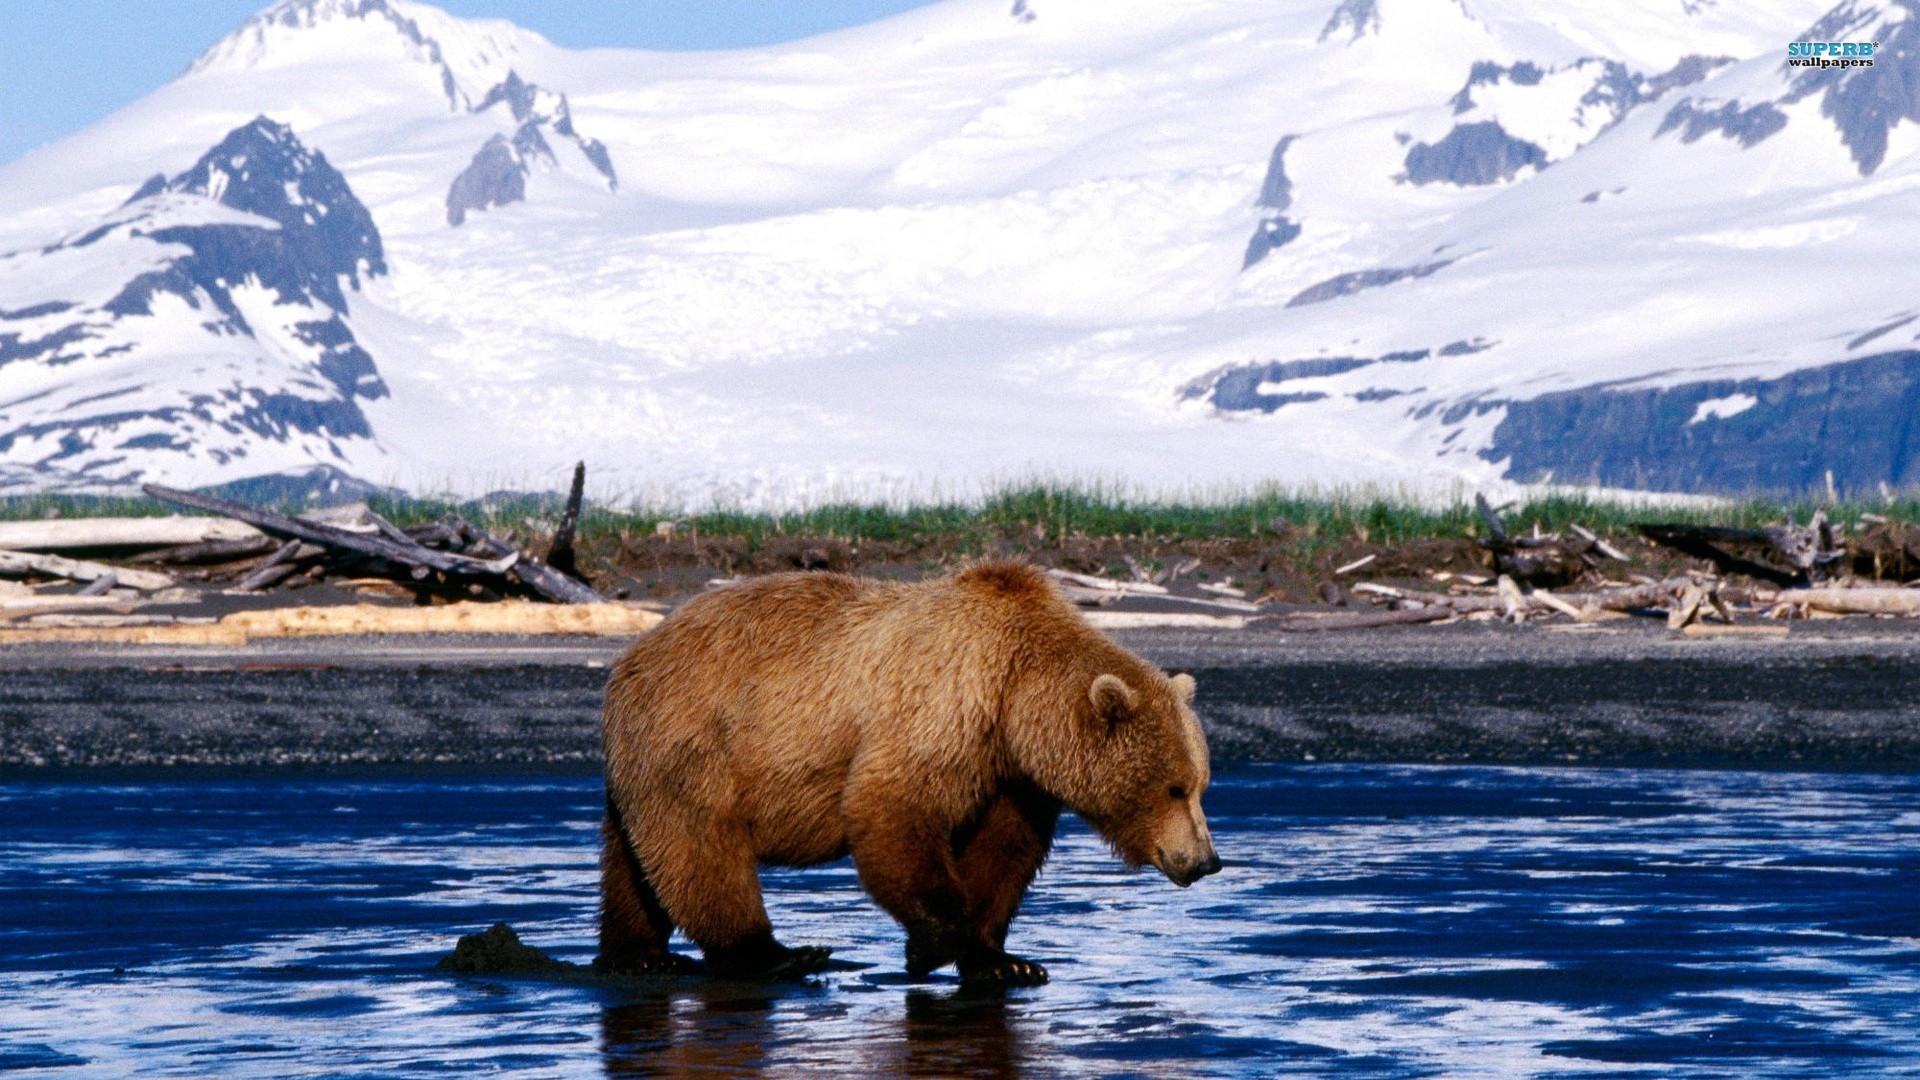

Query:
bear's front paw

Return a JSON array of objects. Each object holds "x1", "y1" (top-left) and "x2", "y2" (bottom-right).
[{"x1": 957, "y1": 947, "x2": 1048, "y2": 989}]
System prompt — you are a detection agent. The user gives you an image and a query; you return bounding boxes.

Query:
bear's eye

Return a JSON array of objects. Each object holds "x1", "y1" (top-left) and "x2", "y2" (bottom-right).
[{"x1": 1169, "y1": 785, "x2": 1187, "y2": 801}]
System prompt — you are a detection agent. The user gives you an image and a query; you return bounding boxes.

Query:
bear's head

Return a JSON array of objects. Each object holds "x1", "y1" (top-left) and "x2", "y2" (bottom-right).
[{"x1": 1034, "y1": 667, "x2": 1221, "y2": 887}]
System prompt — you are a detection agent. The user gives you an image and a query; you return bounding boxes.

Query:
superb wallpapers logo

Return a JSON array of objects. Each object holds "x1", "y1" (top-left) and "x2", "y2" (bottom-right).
[{"x1": 1787, "y1": 40, "x2": 1877, "y2": 68}]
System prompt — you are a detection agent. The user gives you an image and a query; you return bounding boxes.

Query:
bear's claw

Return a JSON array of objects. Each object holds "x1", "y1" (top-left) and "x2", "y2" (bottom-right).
[
  {"x1": 772, "y1": 945, "x2": 835, "y2": 978},
  {"x1": 957, "y1": 949, "x2": 1049, "y2": 989}
]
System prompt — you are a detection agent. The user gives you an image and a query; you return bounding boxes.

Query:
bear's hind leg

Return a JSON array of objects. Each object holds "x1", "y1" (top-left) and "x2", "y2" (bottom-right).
[
  {"x1": 598, "y1": 802, "x2": 695, "y2": 976},
  {"x1": 645, "y1": 810, "x2": 831, "y2": 980}
]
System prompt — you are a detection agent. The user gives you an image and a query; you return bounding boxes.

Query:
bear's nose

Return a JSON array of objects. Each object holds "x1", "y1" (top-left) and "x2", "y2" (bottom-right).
[{"x1": 1162, "y1": 848, "x2": 1222, "y2": 887}]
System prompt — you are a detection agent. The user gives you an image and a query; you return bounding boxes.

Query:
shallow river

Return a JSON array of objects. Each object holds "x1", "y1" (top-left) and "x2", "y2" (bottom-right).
[{"x1": 3, "y1": 765, "x2": 1919, "y2": 1077}]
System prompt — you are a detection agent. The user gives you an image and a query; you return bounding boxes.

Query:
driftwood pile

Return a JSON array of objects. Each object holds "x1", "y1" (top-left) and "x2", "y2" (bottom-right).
[
  {"x1": 134, "y1": 475, "x2": 603, "y2": 604},
  {"x1": 1039, "y1": 496, "x2": 1920, "y2": 634},
  {"x1": 1637, "y1": 513, "x2": 1845, "y2": 587},
  {"x1": 0, "y1": 467, "x2": 603, "y2": 628},
  {"x1": 133, "y1": 482, "x2": 601, "y2": 604},
  {"x1": 1471, "y1": 493, "x2": 1622, "y2": 586},
  {"x1": 1263, "y1": 500, "x2": 1920, "y2": 632}
]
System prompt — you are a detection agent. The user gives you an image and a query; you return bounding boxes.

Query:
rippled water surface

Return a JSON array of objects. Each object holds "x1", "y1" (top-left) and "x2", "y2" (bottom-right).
[{"x1": 4, "y1": 765, "x2": 1920, "y2": 1077}]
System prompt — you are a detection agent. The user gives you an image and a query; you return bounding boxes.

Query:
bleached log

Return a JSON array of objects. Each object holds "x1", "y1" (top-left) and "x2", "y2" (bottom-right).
[
  {"x1": 1569, "y1": 524, "x2": 1631, "y2": 562},
  {"x1": 22, "y1": 614, "x2": 196, "y2": 629},
  {"x1": 1775, "y1": 587, "x2": 1920, "y2": 616},
  {"x1": 1179, "y1": 594, "x2": 1266, "y2": 613},
  {"x1": 1667, "y1": 582, "x2": 1707, "y2": 629},
  {"x1": 0, "y1": 516, "x2": 261, "y2": 553},
  {"x1": 402, "y1": 522, "x2": 465, "y2": 550},
  {"x1": 1578, "y1": 578, "x2": 1691, "y2": 612},
  {"x1": 1057, "y1": 584, "x2": 1119, "y2": 606},
  {"x1": 1333, "y1": 554, "x2": 1377, "y2": 575},
  {"x1": 1258, "y1": 606, "x2": 1451, "y2": 631},
  {"x1": 1152, "y1": 558, "x2": 1203, "y2": 585},
  {"x1": 1530, "y1": 587, "x2": 1584, "y2": 619},
  {"x1": 0, "y1": 596, "x2": 144, "y2": 621},
  {"x1": 0, "y1": 549, "x2": 174, "y2": 591},
  {"x1": 1432, "y1": 593, "x2": 1507, "y2": 612},
  {"x1": 219, "y1": 601, "x2": 663, "y2": 638},
  {"x1": 1059, "y1": 583, "x2": 1259, "y2": 613},
  {"x1": 1496, "y1": 574, "x2": 1528, "y2": 623},
  {"x1": 1046, "y1": 569, "x2": 1170, "y2": 595},
  {"x1": 1083, "y1": 611, "x2": 1250, "y2": 630}
]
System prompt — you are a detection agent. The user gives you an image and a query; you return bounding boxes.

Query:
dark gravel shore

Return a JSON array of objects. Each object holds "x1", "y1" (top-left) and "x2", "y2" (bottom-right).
[{"x1": 4, "y1": 621, "x2": 1920, "y2": 770}]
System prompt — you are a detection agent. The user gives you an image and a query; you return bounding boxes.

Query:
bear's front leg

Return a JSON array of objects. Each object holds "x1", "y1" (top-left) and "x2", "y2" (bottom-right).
[
  {"x1": 951, "y1": 786, "x2": 1058, "y2": 988},
  {"x1": 849, "y1": 806, "x2": 1048, "y2": 989},
  {"x1": 849, "y1": 814, "x2": 969, "y2": 966}
]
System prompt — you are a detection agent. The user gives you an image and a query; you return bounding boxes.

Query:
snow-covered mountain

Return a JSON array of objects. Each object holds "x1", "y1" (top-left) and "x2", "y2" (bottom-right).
[
  {"x1": 0, "y1": 117, "x2": 387, "y2": 487},
  {"x1": 0, "y1": 0, "x2": 1909, "y2": 501}
]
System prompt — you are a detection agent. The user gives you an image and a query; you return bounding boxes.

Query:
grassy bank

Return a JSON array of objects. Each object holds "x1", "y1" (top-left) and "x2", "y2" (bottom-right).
[
  {"x1": 4, "y1": 485, "x2": 1912, "y2": 602},
  {"x1": 0, "y1": 485, "x2": 1907, "y2": 544}
]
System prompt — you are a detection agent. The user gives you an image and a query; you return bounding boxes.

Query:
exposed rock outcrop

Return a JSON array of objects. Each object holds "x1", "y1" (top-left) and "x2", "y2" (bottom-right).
[
  {"x1": 1486, "y1": 350, "x2": 1920, "y2": 493},
  {"x1": 447, "y1": 69, "x2": 617, "y2": 226}
]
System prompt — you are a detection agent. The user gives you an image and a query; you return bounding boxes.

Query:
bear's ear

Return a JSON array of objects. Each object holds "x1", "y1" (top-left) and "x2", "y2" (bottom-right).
[
  {"x1": 1089, "y1": 673, "x2": 1138, "y2": 726},
  {"x1": 1171, "y1": 672, "x2": 1196, "y2": 705}
]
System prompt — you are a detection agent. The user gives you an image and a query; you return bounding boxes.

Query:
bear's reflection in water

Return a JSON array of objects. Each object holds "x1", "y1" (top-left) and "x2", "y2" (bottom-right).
[
  {"x1": 601, "y1": 984, "x2": 1024, "y2": 1077},
  {"x1": 900, "y1": 990, "x2": 1023, "y2": 1078}
]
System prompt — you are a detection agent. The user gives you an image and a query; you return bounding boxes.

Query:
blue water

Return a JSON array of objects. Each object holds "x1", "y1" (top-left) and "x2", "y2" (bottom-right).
[{"x1": 3, "y1": 765, "x2": 1919, "y2": 1077}]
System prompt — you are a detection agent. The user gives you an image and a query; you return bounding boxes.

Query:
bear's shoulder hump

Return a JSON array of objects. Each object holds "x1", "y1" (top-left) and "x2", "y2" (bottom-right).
[{"x1": 953, "y1": 560, "x2": 1055, "y2": 601}]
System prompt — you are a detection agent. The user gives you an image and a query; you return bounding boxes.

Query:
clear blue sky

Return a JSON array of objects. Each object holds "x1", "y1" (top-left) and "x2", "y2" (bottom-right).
[{"x1": 0, "y1": 1, "x2": 941, "y2": 165}]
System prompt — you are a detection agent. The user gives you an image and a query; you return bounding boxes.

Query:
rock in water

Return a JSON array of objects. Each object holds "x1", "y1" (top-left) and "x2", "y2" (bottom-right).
[{"x1": 436, "y1": 922, "x2": 575, "y2": 975}]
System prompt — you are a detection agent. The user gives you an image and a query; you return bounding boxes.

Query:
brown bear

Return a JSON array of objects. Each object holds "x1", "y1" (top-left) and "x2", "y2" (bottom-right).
[{"x1": 598, "y1": 560, "x2": 1219, "y2": 987}]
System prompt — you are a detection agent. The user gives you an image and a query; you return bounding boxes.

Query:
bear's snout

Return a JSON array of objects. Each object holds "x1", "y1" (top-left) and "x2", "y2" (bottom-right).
[{"x1": 1156, "y1": 843, "x2": 1222, "y2": 887}]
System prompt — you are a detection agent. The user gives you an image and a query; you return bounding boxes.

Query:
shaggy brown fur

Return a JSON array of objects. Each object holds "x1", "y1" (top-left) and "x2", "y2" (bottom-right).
[{"x1": 599, "y1": 561, "x2": 1219, "y2": 986}]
